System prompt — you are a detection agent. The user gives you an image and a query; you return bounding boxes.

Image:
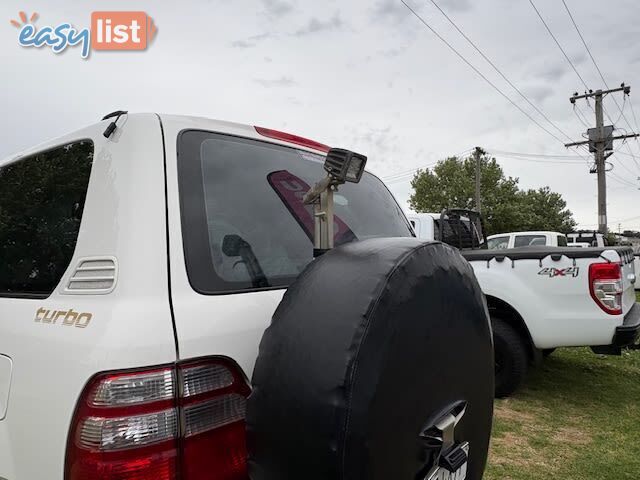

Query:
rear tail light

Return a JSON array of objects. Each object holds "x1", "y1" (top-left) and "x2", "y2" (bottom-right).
[
  {"x1": 254, "y1": 126, "x2": 331, "y2": 153},
  {"x1": 589, "y1": 262, "x2": 623, "y2": 315},
  {"x1": 65, "y1": 358, "x2": 250, "y2": 480}
]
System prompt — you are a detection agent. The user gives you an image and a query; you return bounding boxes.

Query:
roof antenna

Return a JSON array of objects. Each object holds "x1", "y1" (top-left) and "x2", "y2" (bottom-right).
[{"x1": 102, "y1": 110, "x2": 128, "y2": 138}]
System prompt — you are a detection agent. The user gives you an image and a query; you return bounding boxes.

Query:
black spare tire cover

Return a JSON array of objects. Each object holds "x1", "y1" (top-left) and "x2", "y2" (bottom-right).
[{"x1": 247, "y1": 238, "x2": 493, "y2": 480}]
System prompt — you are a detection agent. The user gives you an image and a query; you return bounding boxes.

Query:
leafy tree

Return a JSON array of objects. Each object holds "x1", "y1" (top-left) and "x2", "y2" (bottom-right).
[
  {"x1": 409, "y1": 152, "x2": 576, "y2": 235},
  {"x1": 516, "y1": 187, "x2": 576, "y2": 234}
]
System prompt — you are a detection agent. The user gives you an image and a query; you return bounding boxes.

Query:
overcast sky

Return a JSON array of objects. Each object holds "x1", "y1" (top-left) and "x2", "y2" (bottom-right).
[{"x1": 2, "y1": 0, "x2": 640, "y2": 230}]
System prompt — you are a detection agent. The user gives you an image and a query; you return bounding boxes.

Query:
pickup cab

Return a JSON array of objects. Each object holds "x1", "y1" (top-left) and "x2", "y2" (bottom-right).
[
  {"x1": 408, "y1": 212, "x2": 640, "y2": 396},
  {"x1": 486, "y1": 231, "x2": 568, "y2": 249},
  {"x1": 568, "y1": 231, "x2": 607, "y2": 247},
  {"x1": 0, "y1": 113, "x2": 422, "y2": 480}
]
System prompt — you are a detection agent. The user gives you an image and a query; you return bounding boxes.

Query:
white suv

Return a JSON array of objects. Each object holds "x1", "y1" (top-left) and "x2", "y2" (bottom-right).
[{"x1": 0, "y1": 113, "x2": 415, "y2": 480}]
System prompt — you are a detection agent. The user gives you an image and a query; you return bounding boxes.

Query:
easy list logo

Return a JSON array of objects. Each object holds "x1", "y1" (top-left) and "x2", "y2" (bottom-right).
[{"x1": 10, "y1": 10, "x2": 157, "y2": 59}]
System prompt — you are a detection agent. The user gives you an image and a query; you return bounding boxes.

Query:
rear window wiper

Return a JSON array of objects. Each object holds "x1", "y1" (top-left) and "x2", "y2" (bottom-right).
[{"x1": 221, "y1": 234, "x2": 270, "y2": 288}]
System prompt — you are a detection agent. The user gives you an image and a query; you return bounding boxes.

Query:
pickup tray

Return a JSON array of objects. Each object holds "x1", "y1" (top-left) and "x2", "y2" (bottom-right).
[{"x1": 461, "y1": 246, "x2": 634, "y2": 263}]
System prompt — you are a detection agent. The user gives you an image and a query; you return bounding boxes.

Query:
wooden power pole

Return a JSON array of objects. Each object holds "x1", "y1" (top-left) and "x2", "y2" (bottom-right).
[
  {"x1": 565, "y1": 85, "x2": 638, "y2": 234},
  {"x1": 473, "y1": 146, "x2": 484, "y2": 213}
]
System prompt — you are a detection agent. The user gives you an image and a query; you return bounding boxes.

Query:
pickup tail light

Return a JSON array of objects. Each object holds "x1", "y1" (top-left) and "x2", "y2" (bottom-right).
[
  {"x1": 589, "y1": 262, "x2": 623, "y2": 315},
  {"x1": 65, "y1": 358, "x2": 250, "y2": 480}
]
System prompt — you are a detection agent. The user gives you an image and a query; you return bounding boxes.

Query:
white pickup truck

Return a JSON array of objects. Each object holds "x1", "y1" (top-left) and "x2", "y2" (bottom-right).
[
  {"x1": 486, "y1": 231, "x2": 568, "y2": 249},
  {"x1": 568, "y1": 231, "x2": 607, "y2": 248},
  {"x1": 408, "y1": 212, "x2": 640, "y2": 396},
  {"x1": 0, "y1": 113, "x2": 496, "y2": 480}
]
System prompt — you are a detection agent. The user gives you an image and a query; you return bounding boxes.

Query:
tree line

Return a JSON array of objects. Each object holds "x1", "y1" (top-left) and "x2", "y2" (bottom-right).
[{"x1": 409, "y1": 152, "x2": 577, "y2": 235}]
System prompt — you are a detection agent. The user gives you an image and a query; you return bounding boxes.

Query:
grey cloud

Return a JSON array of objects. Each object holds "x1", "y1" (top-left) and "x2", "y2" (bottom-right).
[
  {"x1": 253, "y1": 76, "x2": 296, "y2": 88},
  {"x1": 231, "y1": 39, "x2": 255, "y2": 48},
  {"x1": 538, "y1": 63, "x2": 566, "y2": 81},
  {"x1": 571, "y1": 51, "x2": 588, "y2": 66},
  {"x1": 371, "y1": 0, "x2": 411, "y2": 23},
  {"x1": 350, "y1": 125, "x2": 400, "y2": 156},
  {"x1": 522, "y1": 85, "x2": 554, "y2": 104},
  {"x1": 372, "y1": 0, "x2": 470, "y2": 24},
  {"x1": 437, "y1": 0, "x2": 472, "y2": 12},
  {"x1": 378, "y1": 46, "x2": 408, "y2": 58},
  {"x1": 262, "y1": 0, "x2": 294, "y2": 17},
  {"x1": 630, "y1": 51, "x2": 640, "y2": 65},
  {"x1": 230, "y1": 32, "x2": 272, "y2": 49},
  {"x1": 294, "y1": 13, "x2": 344, "y2": 36}
]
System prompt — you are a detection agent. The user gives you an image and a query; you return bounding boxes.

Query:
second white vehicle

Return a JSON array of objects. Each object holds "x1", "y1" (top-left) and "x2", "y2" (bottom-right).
[
  {"x1": 486, "y1": 231, "x2": 568, "y2": 249},
  {"x1": 408, "y1": 211, "x2": 640, "y2": 397}
]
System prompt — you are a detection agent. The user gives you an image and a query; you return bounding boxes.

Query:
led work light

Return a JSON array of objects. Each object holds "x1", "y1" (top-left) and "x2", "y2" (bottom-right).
[
  {"x1": 303, "y1": 148, "x2": 368, "y2": 256},
  {"x1": 323, "y1": 148, "x2": 367, "y2": 184}
]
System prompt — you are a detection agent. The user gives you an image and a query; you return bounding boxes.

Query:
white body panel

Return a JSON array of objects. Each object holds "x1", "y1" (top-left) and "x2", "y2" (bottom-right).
[
  {"x1": 0, "y1": 114, "x2": 337, "y2": 479},
  {"x1": 486, "y1": 231, "x2": 567, "y2": 249},
  {"x1": 160, "y1": 114, "x2": 325, "y2": 375},
  {"x1": 0, "y1": 114, "x2": 177, "y2": 479},
  {"x1": 469, "y1": 251, "x2": 634, "y2": 349},
  {"x1": 407, "y1": 213, "x2": 437, "y2": 240},
  {"x1": 411, "y1": 214, "x2": 636, "y2": 350}
]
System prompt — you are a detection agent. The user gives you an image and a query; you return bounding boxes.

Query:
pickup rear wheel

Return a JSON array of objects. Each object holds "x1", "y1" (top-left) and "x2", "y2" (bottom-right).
[{"x1": 492, "y1": 318, "x2": 528, "y2": 398}]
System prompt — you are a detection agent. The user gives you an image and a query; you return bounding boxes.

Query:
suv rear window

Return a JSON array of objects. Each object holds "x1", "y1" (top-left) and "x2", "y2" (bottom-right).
[
  {"x1": 177, "y1": 131, "x2": 413, "y2": 294},
  {"x1": 0, "y1": 141, "x2": 94, "y2": 297}
]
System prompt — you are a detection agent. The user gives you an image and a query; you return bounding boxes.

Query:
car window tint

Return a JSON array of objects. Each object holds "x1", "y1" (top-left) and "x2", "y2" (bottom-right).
[
  {"x1": 0, "y1": 141, "x2": 94, "y2": 297},
  {"x1": 514, "y1": 235, "x2": 546, "y2": 247},
  {"x1": 487, "y1": 236, "x2": 509, "y2": 250}
]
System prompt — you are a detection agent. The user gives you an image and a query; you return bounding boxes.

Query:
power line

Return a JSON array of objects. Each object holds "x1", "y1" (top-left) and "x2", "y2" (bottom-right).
[
  {"x1": 607, "y1": 170, "x2": 639, "y2": 189},
  {"x1": 485, "y1": 149, "x2": 584, "y2": 159},
  {"x1": 612, "y1": 214, "x2": 640, "y2": 223},
  {"x1": 573, "y1": 104, "x2": 590, "y2": 128},
  {"x1": 487, "y1": 151, "x2": 587, "y2": 165},
  {"x1": 426, "y1": 0, "x2": 583, "y2": 146},
  {"x1": 609, "y1": 147, "x2": 640, "y2": 158},
  {"x1": 529, "y1": 0, "x2": 589, "y2": 90},
  {"x1": 382, "y1": 148, "x2": 473, "y2": 182},
  {"x1": 383, "y1": 167, "x2": 437, "y2": 183},
  {"x1": 628, "y1": 95, "x2": 640, "y2": 133},
  {"x1": 381, "y1": 144, "x2": 614, "y2": 187},
  {"x1": 563, "y1": 0, "x2": 640, "y2": 184},
  {"x1": 400, "y1": 0, "x2": 574, "y2": 148},
  {"x1": 530, "y1": 0, "x2": 618, "y2": 127},
  {"x1": 623, "y1": 141, "x2": 640, "y2": 172},
  {"x1": 611, "y1": 156, "x2": 637, "y2": 177},
  {"x1": 402, "y1": 0, "x2": 594, "y2": 163},
  {"x1": 612, "y1": 94, "x2": 628, "y2": 126},
  {"x1": 561, "y1": 0, "x2": 636, "y2": 133}
]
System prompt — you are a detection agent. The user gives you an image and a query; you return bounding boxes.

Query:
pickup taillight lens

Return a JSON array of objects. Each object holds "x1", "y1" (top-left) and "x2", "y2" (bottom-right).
[
  {"x1": 65, "y1": 358, "x2": 250, "y2": 480},
  {"x1": 589, "y1": 262, "x2": 623, "y2": 315}
]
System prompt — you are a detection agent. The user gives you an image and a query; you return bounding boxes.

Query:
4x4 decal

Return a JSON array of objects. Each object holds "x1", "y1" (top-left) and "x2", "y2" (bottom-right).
[{"x1": 538, "y1": 267, "x2": 580, "y2": 278}]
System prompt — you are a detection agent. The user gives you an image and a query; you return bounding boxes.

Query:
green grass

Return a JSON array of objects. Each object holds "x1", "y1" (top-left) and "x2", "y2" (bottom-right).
[{"x1": 484, "y1": 294, "x2": 640, "y2": 479}]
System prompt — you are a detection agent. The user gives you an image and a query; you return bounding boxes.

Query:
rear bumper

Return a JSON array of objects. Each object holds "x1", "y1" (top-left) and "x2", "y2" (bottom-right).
[
  {"x1": 612, "y1": 303, "x2": 640, "y2": 347},
  {"x1": 591, "y1": 303, "x2": 640, "y2": 355}
]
